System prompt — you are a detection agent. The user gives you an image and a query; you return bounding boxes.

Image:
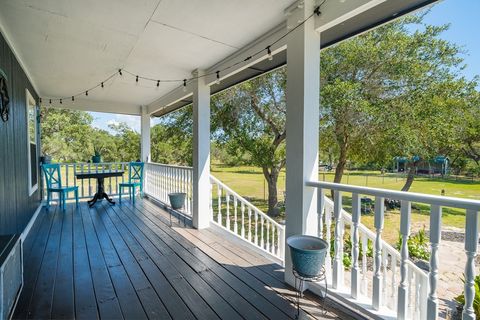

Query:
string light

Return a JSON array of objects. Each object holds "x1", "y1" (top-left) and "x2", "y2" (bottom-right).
[
  {"x1": 39, "y1": 98, "x2": 42, "y2": 104},
  {"x1": 267, "y1": 46, "x2": 273, "y2": 61},
  {"x1": 41, "y1": 4, "x2": 325, "y2": 103},
  {"x1": 49, "y1": 99, "x2": 52, "y2": 104},
  {"x1": 72, "y1": 96, "x2": 74, "y2": 102}
]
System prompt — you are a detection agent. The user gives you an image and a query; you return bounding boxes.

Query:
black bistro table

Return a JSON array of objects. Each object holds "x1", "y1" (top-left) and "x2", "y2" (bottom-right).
[{"x1": 76, "y1": 170, "x2": 124, "y2": 207}]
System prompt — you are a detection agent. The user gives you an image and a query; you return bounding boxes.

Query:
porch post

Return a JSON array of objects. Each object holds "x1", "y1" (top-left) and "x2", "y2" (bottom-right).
[
  {"x1": 284, "y1": 0, "x2": 320, "y2": 285},
  {"x1": 140, "y1": 105, "x2": 151, "y2": 163},
  {"x1": 192, "y1": 69, "x2": 211, "y2": 229}
]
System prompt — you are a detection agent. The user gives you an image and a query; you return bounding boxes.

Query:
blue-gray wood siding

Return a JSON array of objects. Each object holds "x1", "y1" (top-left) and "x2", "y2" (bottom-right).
[{"x1": 0, "y1": 31, "x2": 41, "y2": 235}]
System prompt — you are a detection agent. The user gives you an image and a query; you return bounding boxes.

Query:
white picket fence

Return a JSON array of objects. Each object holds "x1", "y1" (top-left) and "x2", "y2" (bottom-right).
[{"x1": 309, "y1": 181, "x2": 480, "y2": 320}]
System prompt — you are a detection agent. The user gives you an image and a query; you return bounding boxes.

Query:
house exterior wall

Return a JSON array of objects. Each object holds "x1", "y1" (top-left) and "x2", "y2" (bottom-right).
[{"x1": 0, "y1": 32, "x2": 41, "y2": 235}]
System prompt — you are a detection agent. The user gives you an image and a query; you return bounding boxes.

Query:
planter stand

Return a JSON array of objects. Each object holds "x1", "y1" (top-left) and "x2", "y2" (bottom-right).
[{"x1": 292, "y1": 266, "x2": 327, "y2": 319}]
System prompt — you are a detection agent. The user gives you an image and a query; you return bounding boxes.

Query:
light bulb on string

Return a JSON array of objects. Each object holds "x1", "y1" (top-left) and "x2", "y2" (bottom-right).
[
  {"x1": 157, "y1": 80, "x2": 160, "y2": 88},
  {"x1": 72, "y1": 96, "x2": 74, "y2": 102},
  {"x1": 60, "y1": 99, "x2": 63, "y2": 104},
  {"x1": 136, "y1": 75, "x2": 139, "y2": 85},
  {"x1": 118, "y1": 69, "x2": 123, "y2": 76},
  {"x1": 49, "y1": 99, "x2": 52, "y2": 104},
  {"x1": 183, "y1": 79, "x2": 187, "y2": 92},
  {"x1": 101, "y1": 82, "x2": 104, "y2": 88},
  {"x1": 267, "y1": 46, "x2": 273, "y2": 61},
  {"x1": 215, "y1": 71, "x2": 221, "y2": 85}
]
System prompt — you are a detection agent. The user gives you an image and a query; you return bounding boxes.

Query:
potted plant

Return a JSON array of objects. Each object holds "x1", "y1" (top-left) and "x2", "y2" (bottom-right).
[
  {"x1": 287, "y1": 235, "x2": 328, "y2": 278},
  {"x1": 168, "y1": 192, "x2": 186, "y2": 210},
  {"x1": 92, "y1": 145, "x2": 103, "y2": 163},
  {"x1": 40, "y1": 154, "x2": 52, "y2": 164}
]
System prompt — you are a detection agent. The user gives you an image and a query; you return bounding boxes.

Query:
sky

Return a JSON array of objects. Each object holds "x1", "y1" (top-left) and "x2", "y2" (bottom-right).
[{"x1": 90, "y1": 0, "x2": 479, "y2": 133}]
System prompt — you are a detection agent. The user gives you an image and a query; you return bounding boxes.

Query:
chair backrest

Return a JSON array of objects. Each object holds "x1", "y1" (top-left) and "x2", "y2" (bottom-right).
[
  {"x1": 129, "y1": 162, "x2": 144, "y2": 183},
  {"x1": 42, "y1": 163, "x2": 62, "y2": 189}
]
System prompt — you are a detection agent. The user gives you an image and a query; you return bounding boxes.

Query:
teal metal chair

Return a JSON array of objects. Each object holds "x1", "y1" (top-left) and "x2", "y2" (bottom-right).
[
  {"x1": 119, "y1": 162, "x2": 144, "y2": 204},
  {"x1": 42, "y1": 163, "x2": 79, "y2": 210}
]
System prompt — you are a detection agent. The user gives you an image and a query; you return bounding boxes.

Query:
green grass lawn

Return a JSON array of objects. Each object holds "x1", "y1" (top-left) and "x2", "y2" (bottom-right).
[{"x1": 211, "y1": 164, "x2": 480, "y2": 243}]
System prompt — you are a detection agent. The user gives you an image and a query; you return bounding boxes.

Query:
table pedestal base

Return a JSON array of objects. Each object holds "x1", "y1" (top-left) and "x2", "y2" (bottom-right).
[{"x1": 88, "y1": 177, "x2": 115, "y2": 207}]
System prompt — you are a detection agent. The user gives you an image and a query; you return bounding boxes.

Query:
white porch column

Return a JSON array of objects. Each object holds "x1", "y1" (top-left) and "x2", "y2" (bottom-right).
[
  {"x1": 140, "y1": 105, "x2": 151, "y2": 163},
  {"x1": 284, "y1": 0, "x2": 320, "y2": 285},
  {"x1": 192, "y1": 69, "x2": 211, "y2": 229}
]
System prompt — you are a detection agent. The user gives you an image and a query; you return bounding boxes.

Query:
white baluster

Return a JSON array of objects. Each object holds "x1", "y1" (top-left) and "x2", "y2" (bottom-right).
[
  {"x1": 248, "y1": 207, "x2": 252, "y2": 242},
  {"x1": 317, "y1": 188, "x2": 325, "y2": 238},
  {"x1": 427, "y1": 205, "x2": 442, "y2": 320},
  {"x1": 226, "y1": 192, "x2": 230, "y2": 230},
  {"x1": 462, "y1": 209, "x2": 479, "y2": 320},
  {"x1": 209, "y1": 182, "x2": 213, "y2": 219},
  {"x1": 260, "y1": 215, "x2": 264, "y2": 249},
  {"x1": 325, "y1": 205, "x2": 333, "y2": 280},
  {"x1": 392, "y1": 255, "x2": 398, "y2": 311},
  {"x1": 382, "y1": 249, "x2": 388, "y2": 307},
  {"x1": 362, "y1": 232, "x2": 368, "y2": 296},
  {"x1": 254, "y1": 211, "x2": 258, "y2": 245},
  {"x1": 217, "y1": 185, "x2": 222, "y2": 224},
  {"x1": 333, "y1": 190, "x2": 343, "y2": 289},
  {"x1": 266, "y1": 220, "x2": 270, "y2": 252},
  {"x1": 397, "y1": 200, "x2": 411, "y2": 320},
  {"x1": 351, "y1": 193, "x2": 361, "y2": 299},
  {"x1": 279, "y1": 226, "x2": 285, "y2": 260},
  {"x1": 373, "y1": 196, "x2": 384, "y2": 310},
  {"x1": 241, "y1": 202, "x2": 245, "y2": 238},
  {"x1": 234, "y1": 197, "x2": 238, "y2": 234}
]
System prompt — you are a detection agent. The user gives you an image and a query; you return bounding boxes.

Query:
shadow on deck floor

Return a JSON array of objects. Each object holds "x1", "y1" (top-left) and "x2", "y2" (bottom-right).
[{"x1": 13, "y1": 198, "x2": 356, "y2": 320}]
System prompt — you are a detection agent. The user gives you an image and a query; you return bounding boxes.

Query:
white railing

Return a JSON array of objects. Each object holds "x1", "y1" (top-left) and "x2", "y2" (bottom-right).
[
  {"x1": 210, "y1": 176, "x2": 285, "y2": 260},
  {"x1": 308, "y1": 181, "x2": 480, "y2": 320},
  {"x1": 144, "y1": 162, "x2": 193, "y2": 216},
  {"x1": 143, "y1": 162, "x2": 285, "y2": 260},
  {"x1": 43, "y1": 162, "x2": 130, "y2": 200}
]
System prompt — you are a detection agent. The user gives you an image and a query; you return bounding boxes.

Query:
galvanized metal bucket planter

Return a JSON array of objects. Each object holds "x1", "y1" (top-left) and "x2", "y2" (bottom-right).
[
  {"x1": 168, "y1": 192, "x2": 186, "y2": 210},
  {"x1": 287, "y1": 235, "x2": 328, "y2": 278}
]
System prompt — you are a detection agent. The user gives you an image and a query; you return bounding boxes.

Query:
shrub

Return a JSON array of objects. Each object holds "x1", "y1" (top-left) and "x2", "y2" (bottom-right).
[
  {"x1": 395, "y1": 227, "x2": 430, "y2": 260},
  {"x1": 455, "y1": 275, "x2": 480, "y2": 315}
]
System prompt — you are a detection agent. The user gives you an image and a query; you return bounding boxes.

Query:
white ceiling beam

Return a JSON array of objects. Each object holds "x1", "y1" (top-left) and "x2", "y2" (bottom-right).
[
  {"x1": 42, "y1": 99, "x2": 141, "y2": 116},
  {"x1": 314, "y1": 0, "x2": 386, "y2": 33}
]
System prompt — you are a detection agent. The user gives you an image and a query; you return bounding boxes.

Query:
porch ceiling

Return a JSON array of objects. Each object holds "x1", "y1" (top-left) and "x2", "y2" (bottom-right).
[{"x1": 0, "y1": 0, "x2": 437, "y2": 116}]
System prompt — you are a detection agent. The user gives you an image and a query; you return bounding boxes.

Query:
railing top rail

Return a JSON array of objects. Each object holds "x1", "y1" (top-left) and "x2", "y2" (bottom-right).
[
  {"x1": 309, "y1": 180, "x2": 480, "y2": 211},
  {"x1": 54, "y1": 162, "x2": 130, "y2": 165},
  {"x1": 147, "y1": 162, "x2": 193, "y2": 170},
  {"x1": 210, "y1": 175, "x2": 284, "y2": 229}
]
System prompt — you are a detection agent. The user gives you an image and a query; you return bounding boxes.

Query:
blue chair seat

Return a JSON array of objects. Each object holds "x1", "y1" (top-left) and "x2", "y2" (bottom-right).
[
  {"x1": 119, "y1": 162, "x2": 144, "y2": 204},
  {"x1": 49, "y1": 186, "x2": 78, "y2": 192}
]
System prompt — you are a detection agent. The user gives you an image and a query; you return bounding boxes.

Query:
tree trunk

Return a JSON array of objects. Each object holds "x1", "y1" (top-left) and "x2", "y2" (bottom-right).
[
  {"x1": 334, "y1": 141, "x2": 348, "y2": 184},
  {"x1": 263, "y1": 167, "x2": 280, "y2": 217},
  {"x1": 401, "y1": 162, "x2": 418, "y2": 192}
]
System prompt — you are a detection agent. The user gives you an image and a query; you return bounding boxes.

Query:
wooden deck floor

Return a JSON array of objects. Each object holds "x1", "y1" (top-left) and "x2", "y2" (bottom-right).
[{"x1": 13, "y1": 198, "x2": 353, "y2": 320}]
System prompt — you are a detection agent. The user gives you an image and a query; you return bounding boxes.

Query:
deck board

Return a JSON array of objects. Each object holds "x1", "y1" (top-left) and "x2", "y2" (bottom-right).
[{"x1": 13, "y1": 198, "x2": 350, "y2": 320}]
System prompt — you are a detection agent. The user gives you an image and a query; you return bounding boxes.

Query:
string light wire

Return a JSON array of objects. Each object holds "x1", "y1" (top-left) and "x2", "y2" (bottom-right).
[{"x1": 42, "y1": 2, "x2": 325, "y2": 103}]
